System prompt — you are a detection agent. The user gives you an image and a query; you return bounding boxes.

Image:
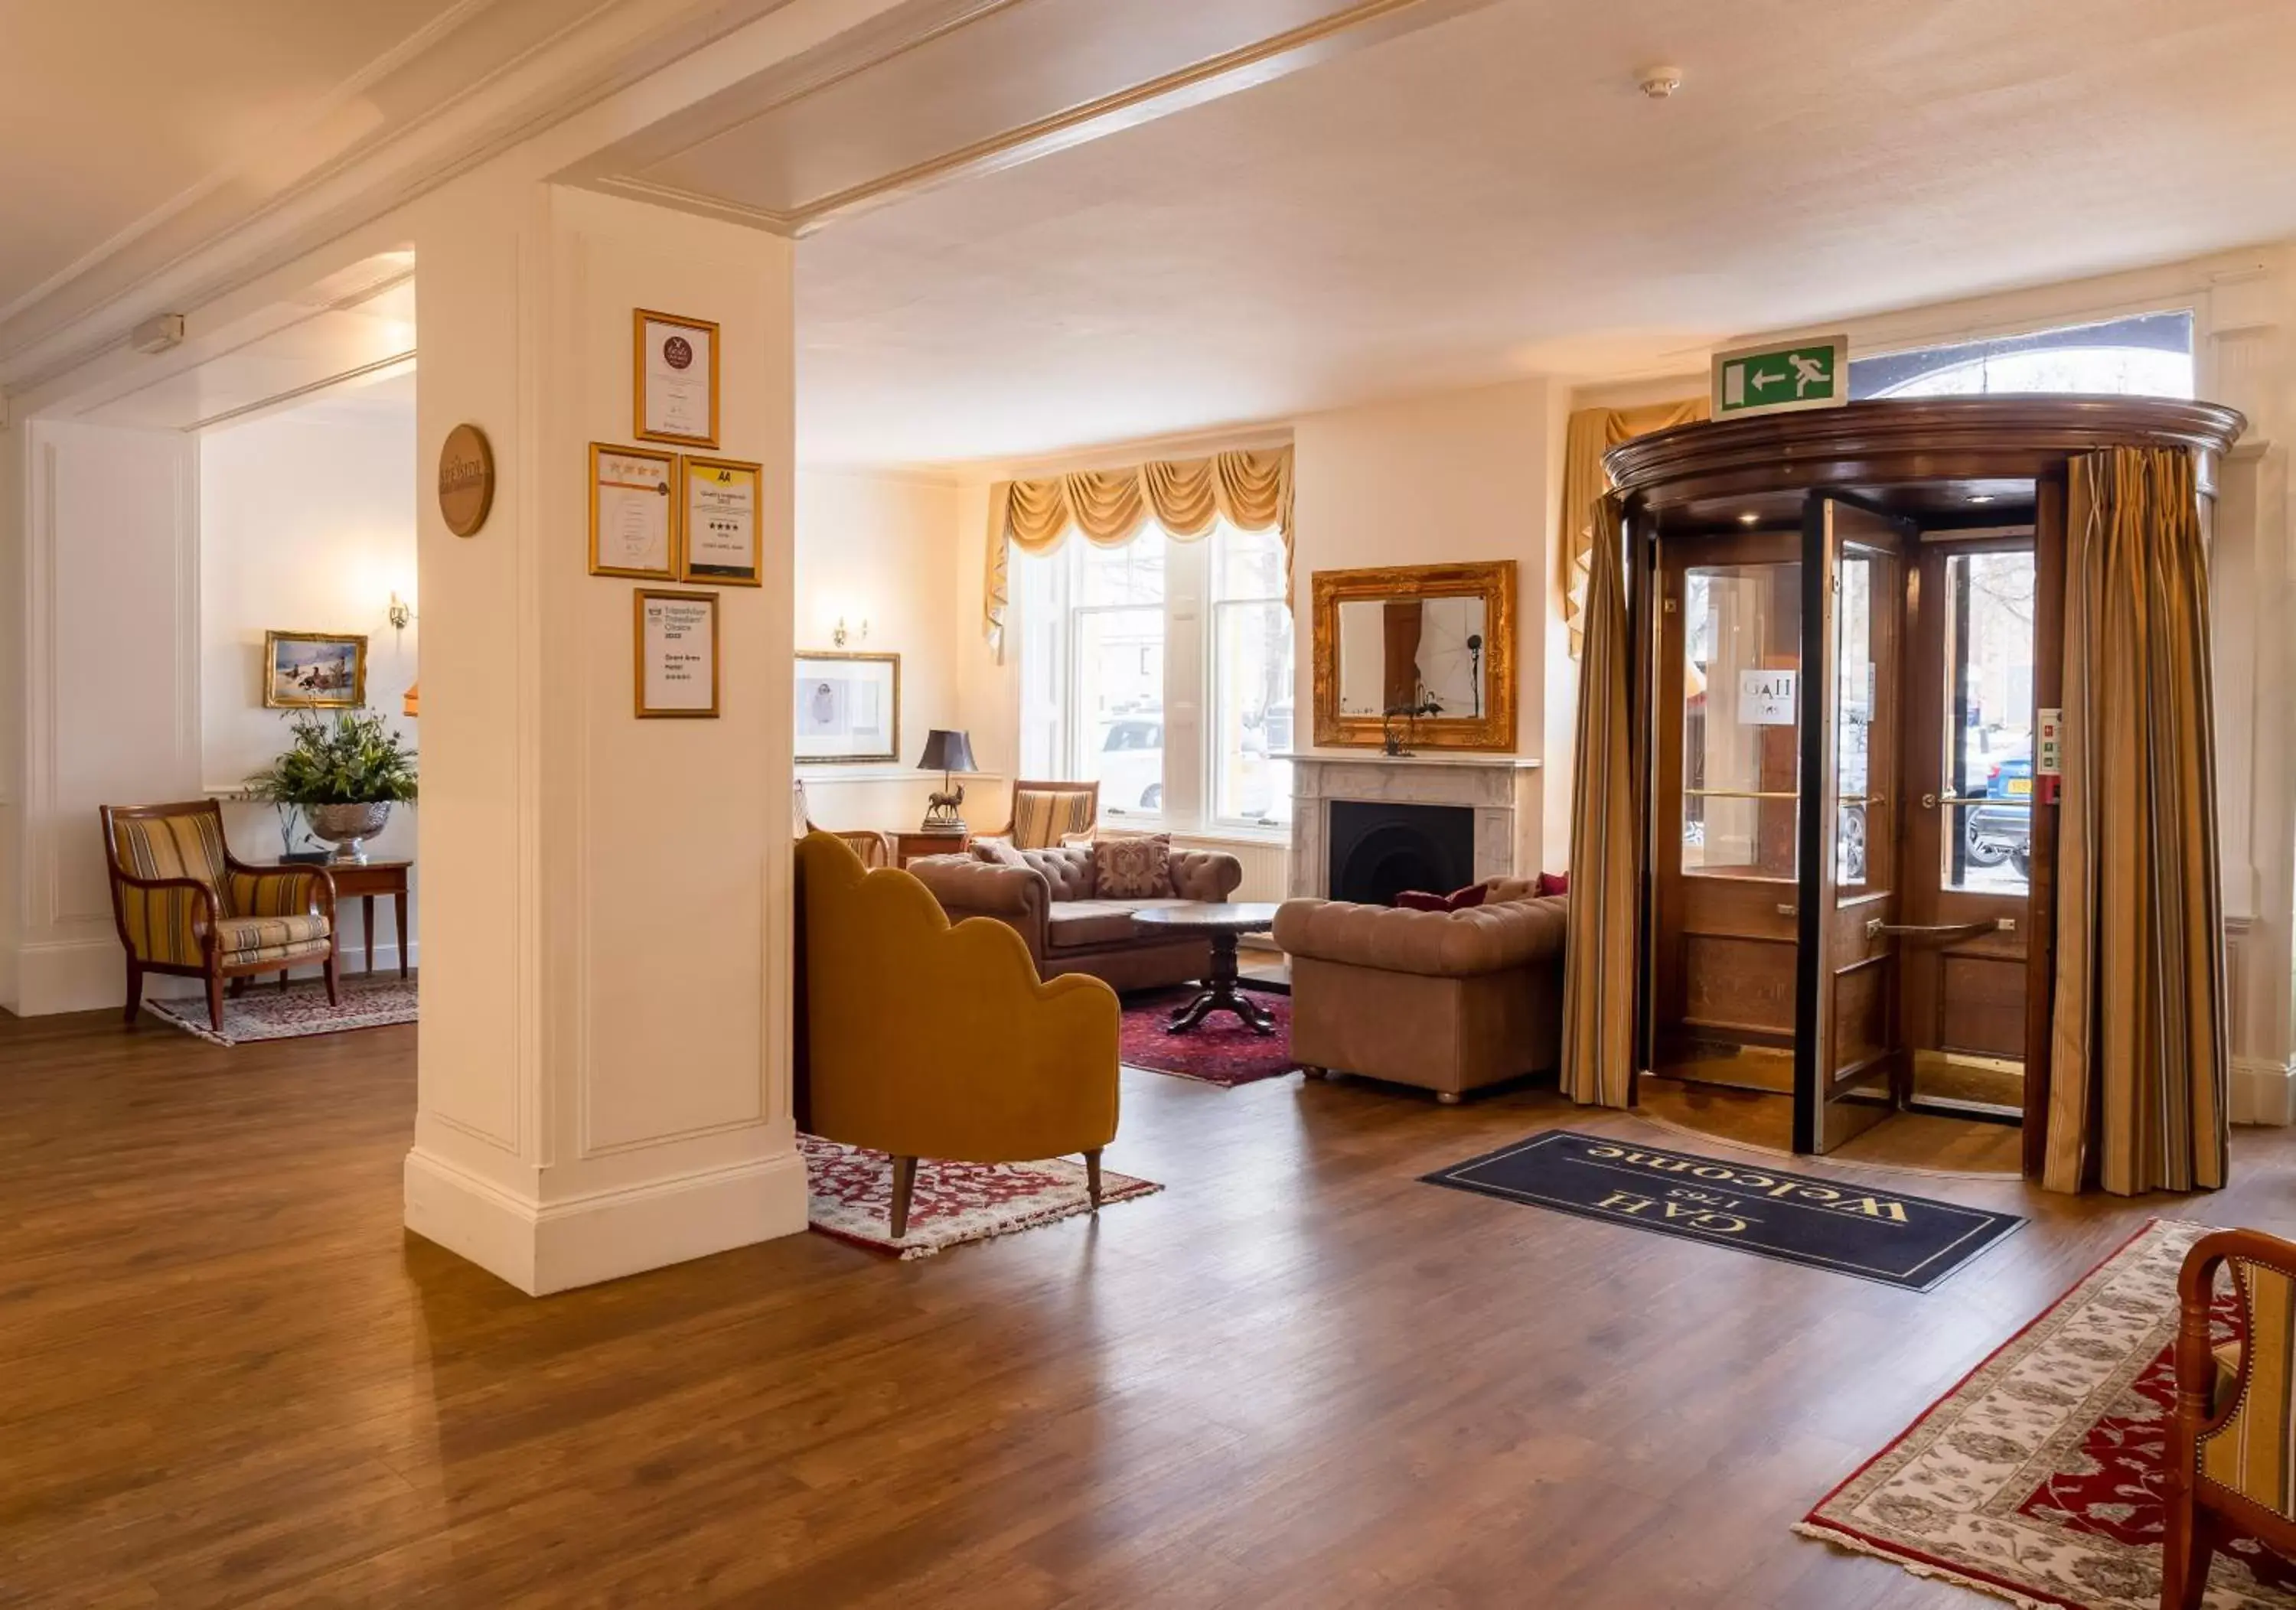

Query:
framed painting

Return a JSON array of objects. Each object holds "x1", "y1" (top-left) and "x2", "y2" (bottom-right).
[
  {"x1": 263, "y1": 631, "x2": 368, "y2": 709},
  {"x1": 794, "y1": 651, "x2": 899, "y2": 764}
]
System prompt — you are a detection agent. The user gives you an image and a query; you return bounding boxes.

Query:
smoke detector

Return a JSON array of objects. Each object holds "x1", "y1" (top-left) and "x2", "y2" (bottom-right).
[{"x1": 1637, "y1": 65, "x2": 1684, "y2": 99}]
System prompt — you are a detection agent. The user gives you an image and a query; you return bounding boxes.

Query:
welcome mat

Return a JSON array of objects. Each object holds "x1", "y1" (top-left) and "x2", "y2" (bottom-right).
[
  {"x1": 1422, "y1": 1130, "x2": 2023, "y2": 1291},
  {"x1": 143, "y1": 977, "x2": 419, "y2": 1047},
  {"x1": 1119, "y1": 988, "x2": 1294, "y2": 1087}
]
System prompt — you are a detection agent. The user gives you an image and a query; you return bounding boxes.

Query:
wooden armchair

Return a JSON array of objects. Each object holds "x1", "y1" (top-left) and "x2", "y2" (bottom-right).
[
  {"x1": 2165, "y1": 1229, "x2": 2296, "y2": 1608},
  {"x1": 794, "y1": 831, "x2": 1119, "y2": 1240},
  {"x1": 996, "y1": 779, "x2": 1100, "y2": 849},
  {"x1": 100, "y1": 800, "x2": 338, "y2": 1032},
  {"x1": 794, "y1": 777, "x2": 893, "y2": 869}
]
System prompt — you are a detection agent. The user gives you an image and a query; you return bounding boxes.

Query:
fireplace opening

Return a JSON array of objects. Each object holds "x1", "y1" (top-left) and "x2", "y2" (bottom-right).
[{"x1": 1329, "y1": 800, "x2": 1476, "y2": 905}]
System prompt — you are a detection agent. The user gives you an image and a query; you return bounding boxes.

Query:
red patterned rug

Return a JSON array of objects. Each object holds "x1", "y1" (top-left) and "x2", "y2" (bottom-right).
[
  {"x1": 801, "y1": 1135, "x2": 1160, "y2": 1260},
  {"x1": 143, "y1": 977, "x2": 418, "y2": 1046},
  {"x1": 1118, "y1": 987, "x2": 1294, "y2": 1087},
  {"x1": 1801, "y1": 1219, "x2": 2296, "y2": 1608}
]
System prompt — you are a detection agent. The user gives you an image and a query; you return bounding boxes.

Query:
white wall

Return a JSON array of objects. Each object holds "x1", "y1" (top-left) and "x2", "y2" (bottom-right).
[
  {"x1": 200, "y1": 400, "x2": 419, "y2": 969},
  {"x1": 793, "y1": 468, "x2": 964, "y2": 833},
  {"x1": 1290, "y1": 377, "x2": 1558, "y2": 868},
  {"x1": 1, "y1": 420, "x2": 200, "y2": 1015}
]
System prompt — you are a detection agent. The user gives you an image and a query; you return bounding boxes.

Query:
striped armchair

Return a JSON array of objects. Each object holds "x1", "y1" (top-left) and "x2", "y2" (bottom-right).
[
  {"x1": 2165, "y1": 1230, "x2": 2296, "y2": 1608},
  {"x1": 996, "y1": 780, "x2": 1099, "y2": 849},
  {"x1": 100, "y1": 800, "x2": 339, "y2": 1033}
]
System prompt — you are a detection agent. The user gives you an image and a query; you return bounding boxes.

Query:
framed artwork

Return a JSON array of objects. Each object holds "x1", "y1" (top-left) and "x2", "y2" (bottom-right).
[
  {"x1": 633, "y1": 308, "x2": 719, "y2": 448},
  {"x1": 794, "y1": 651, "x2": 899, "y2": 764},
  {"x1": 634, "y1": 590, "x2": 719, "y2": 719},
  {"x1": 263, "y1": 631, "x2": 368, "y2": 709},
  {"x1": 590, "y1": 443, "x2": 679, "y2": 579},
  {"x1": 680, "y1": 455, "x2": 762, "y2": 586}
]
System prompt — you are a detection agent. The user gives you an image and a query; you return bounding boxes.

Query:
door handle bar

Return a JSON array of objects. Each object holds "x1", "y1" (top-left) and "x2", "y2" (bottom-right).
[{"x1": 1864, "y1": 917, "x2": 2003, "y2": 943}]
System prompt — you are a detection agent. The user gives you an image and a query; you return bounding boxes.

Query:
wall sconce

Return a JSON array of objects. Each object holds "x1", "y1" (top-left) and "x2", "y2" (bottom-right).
[
  {"x1": 388, "y1": 591, "x2": 415, "y2": 644},
  {"x1": 832, "y1": 614, "x2": 869, "y2": 649}
]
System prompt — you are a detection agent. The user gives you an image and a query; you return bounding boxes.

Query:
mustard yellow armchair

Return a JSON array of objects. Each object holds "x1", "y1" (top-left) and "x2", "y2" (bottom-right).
[
  {"x1": 795, "y1": 830, "x2": 1120, "y2": 1238},
  {"x1": 101, "y1": 800, "x2": 339, "y2": 1033}
]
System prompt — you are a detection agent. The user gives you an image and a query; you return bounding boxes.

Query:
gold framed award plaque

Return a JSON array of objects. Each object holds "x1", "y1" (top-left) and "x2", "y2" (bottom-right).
[
  {"x1": 633, "y1": 308, "x2": 719, "y2": 448},
  {"x1": 634, "y1": 590, "x2": 720, "y2": 719},
  {"x1": 589, "y1": 443, "x2": 678, "y2": 580},
  {"x1": 679, "y1": 455, "x2": 762, "y2": 586}
]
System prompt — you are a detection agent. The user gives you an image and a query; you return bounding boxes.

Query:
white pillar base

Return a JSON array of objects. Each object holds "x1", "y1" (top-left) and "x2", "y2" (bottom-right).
[{"x1": 404, "y1": 1146, "x2": 807, "y2": 1296}]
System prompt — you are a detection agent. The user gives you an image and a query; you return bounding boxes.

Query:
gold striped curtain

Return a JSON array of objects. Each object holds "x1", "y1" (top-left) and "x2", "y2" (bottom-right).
[
  {"x1": 1560, "y1": 494, "x2": 1637, "y2": 1107},
  {"x1": 982, "y1": 448, "x2": 1293, "y2": 661},
  {"x1": 1558, "y1": 400, "x2": 1707, "y2": 659},
  {"x1": 2042, "y1": 445, "x2": 2229, "y2": 1194}
]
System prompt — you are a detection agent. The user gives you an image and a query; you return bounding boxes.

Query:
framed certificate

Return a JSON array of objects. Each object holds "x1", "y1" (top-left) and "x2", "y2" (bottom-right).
[
  {"x1": 634, "y1": 308, "x2": 719, "y2": 448},
  {"x1": 680, "y1": 455, "x2": 762, "y2": 585},
  {"x1": 634, "y1": 590, "x2": 719, "y2": 718},
  {"x1": 590, "y1": 444, "x2": 678, "y2": 578}
]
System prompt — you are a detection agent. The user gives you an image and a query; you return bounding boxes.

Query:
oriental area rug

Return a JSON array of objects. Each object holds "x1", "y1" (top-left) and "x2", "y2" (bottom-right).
[
  {"x1": 1801, "y1": 1218, "x2": 2296, "y2": 1610},
  {"x1": 1117, "y1": 987, "x2": 1294, "y2": 1087},
  {"x1": 801, "y1": 1136, "x2": 1160, "y2": 1260},
  {"x1": 143, "y1": 977, "x2": 419, "y2": 1046}
]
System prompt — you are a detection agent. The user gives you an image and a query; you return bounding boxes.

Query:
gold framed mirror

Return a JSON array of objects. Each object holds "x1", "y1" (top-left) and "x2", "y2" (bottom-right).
[{"x1": 1310, "y1": 560, "x2": 1515, "y2": 751}]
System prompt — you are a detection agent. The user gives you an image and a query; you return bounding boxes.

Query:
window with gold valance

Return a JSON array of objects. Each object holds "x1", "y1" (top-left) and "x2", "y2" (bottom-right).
[{"x1": 982, "y1": 447, "x2": 1294, "y2": 662}]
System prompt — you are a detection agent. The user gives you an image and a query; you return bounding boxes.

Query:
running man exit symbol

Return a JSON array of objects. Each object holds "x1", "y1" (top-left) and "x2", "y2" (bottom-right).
[{"x1": 1712, "y1": 335, "x2": 1850, "y2": 419}]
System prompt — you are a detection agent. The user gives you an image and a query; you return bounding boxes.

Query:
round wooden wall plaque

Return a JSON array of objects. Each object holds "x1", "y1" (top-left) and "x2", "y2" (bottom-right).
[{"x1": 437, "y1": 423, "x2": 494, "y2": 537}]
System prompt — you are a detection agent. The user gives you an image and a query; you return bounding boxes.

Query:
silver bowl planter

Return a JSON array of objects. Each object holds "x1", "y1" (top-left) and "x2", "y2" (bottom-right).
[{"x1": 304, "y1": 801, "x2": 393, "y2": 865}]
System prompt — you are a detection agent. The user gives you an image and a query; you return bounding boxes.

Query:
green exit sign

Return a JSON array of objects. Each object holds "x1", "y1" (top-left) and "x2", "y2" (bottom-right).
[{"x1": 1711, "y1": 335, "x2": 1850, "y2": 418}]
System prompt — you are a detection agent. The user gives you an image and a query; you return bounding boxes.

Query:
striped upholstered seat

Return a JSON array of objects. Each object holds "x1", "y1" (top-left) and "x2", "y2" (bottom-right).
[
  {"x1": 101, "y1": 800, "x2": 339, "y2": 1032},
  {"x1": 2167, "y1": 1231, "x2": 2296, "y2": 1605},
  {"x1": 1004, "y1": 781, "x2": 1099, "y2": 850}
]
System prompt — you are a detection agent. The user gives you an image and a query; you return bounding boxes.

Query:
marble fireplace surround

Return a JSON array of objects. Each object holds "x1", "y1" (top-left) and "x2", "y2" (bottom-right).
[{"x1": 1278, "y1": 753, "x2": 1543, "y2": 899}]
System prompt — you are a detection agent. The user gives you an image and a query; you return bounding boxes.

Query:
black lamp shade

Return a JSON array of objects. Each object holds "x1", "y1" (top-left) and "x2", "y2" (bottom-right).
[{"x1": 917, "y1": 728, "x2": 977, "y2": 774}]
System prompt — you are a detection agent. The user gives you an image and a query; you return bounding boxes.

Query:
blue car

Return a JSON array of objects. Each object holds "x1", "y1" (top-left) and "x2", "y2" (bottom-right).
[{"x1": 1965, "y1": 756, "x2": 2033, "y2": 875}]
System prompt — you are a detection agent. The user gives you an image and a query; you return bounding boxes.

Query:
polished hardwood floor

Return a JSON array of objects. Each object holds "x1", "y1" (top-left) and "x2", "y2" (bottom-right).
[{"x1": 6, "y1": 1005, "x2": 2296, "y2": 1608}]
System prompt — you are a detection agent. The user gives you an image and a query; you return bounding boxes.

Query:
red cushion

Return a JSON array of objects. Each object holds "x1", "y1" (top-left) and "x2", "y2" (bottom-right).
[
  {"x1": 1538, "y1": 872, "x2": 1570, "y2": 896},
  {"x1": 1395, "y1": 883, "x2": 1489, "y2": 913}
]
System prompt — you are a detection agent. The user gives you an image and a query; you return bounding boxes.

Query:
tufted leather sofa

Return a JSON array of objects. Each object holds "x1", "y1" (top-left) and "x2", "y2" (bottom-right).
[
  {"x1": 1273, "y1": 882, "x2": 1567, "y2": 1102},
  {"x1": 907, "y1": 843, "x2": 1244, "y2": 993}
]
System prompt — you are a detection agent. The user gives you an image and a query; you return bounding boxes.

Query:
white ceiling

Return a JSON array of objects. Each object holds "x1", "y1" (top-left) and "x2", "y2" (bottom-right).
[
  {"x1": 0, "y1": 0, "x2": 460, "y2": 323},
  {"x1": 790, "y1": 0, "x2": 2296, "y2": 465}
]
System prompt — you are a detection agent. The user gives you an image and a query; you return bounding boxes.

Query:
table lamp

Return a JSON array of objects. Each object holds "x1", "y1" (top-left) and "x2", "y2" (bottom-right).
[{"x1": 917, "y1": 729, "x2": 977, "y2": 833}]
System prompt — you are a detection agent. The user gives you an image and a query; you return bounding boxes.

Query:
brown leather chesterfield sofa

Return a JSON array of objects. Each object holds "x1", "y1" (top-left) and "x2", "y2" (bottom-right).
[
  {"x1": 1273, "y1": 880, "x2": 1567, "y2": 1103},
  {"x1": 908, "y1": 842, "x2": 1244, "y2": 993}
]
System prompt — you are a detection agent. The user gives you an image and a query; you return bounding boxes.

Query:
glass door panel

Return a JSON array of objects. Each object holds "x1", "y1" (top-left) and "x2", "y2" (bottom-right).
[{"x1": 1651, "y1": 533, "x2": 1803, "y2": 1098}]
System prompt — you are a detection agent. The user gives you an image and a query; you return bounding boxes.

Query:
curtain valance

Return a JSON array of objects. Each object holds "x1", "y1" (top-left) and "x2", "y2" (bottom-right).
[
  {"x1": 982, "y1": 447, "x2": 1294, "y2": 660},
  {"x1": 1557, "y1": 400, "x2": 1707, "y2": 658}
]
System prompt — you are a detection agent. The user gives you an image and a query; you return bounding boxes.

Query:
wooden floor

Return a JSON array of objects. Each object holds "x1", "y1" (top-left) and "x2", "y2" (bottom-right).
[
  {"x1": 6, "y1": 1009, "x2": 2295, "y2": 1608},
  {"x1": 1639, "y1": 1074, "x2": 2029, "y2": 1176}
]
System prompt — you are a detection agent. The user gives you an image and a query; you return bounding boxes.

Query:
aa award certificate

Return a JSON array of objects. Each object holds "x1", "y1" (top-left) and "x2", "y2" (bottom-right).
[
  {"x1": 634, "y1": 308, "x2": 719, "y2": 447},
  {"x1": 589, "y1": 444, "x2": 678, "y2": 578},
  {"x1": 680, "y1": 456, "x2": 762, "y2": 585},
  {"x1": 634, "y1": 590, "x2": 719, "y2": 718}
]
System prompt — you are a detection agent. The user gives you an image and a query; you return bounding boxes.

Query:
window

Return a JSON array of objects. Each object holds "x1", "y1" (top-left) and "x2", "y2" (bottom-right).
[
  {"x1": 1211, "y1": 525, "x2": 1293, "y2": 827},
  {"x1": 1849, "y1": 310, "x2": 2194, "y2": 401},
  {"x1": 1016, "y1": 517, "x2": 1293, "y2": 833}
]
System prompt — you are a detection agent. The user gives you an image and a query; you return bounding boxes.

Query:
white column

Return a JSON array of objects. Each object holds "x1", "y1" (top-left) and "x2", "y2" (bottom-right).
[{"x1": 400, "y1": 172, "x2": 803, "y2": 1294}]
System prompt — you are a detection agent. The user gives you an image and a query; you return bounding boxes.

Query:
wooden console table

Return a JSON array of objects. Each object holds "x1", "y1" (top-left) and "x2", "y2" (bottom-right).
[
  {"x1": 289, "y1": 859, "x2": 411, "y2": 978},
  {"x1": 893, "y1": 830, "x2": 971, "y2": 868}
]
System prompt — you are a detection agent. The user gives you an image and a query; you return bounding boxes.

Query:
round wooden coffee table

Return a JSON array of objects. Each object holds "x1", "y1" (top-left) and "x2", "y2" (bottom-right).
[{"x1": 1130, "y1": 901, "x2": 1281, "y2": 1035}]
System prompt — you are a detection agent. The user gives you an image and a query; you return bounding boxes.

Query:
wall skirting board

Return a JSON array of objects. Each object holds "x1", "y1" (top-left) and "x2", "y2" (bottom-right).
[
  {"x1": 6, "y1": 936, "x2": 126, "y2": 1017},
  {"x1": 403, "y1": 1145, "x2": 808, "y2": 1296}
]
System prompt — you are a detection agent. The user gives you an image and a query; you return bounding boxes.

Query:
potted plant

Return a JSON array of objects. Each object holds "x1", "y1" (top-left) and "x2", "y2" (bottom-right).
[{"x1": 246, "y1": 709, "x2": 419, "y2": 865}]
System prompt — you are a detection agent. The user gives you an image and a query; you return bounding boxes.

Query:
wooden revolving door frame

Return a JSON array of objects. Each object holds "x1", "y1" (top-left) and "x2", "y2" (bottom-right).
[{"x1": 1607, "y1": 397, "x2": 2244, "y2": 1175}]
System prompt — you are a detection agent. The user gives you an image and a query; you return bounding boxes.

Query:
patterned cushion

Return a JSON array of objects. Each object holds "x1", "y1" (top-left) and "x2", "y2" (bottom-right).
[
  {"x1": 1010, "y1": 787, "x2": 1096, "y2": 850},
  {"x1": 207, "y1": 913, "x2": 331, "y2": 957},
  {"x1": 221, "y1": 937, "x2": 337, "y2": 968},
  {"x1": 1092, "y1": 833, "x2": 1172, "y2": 900}
]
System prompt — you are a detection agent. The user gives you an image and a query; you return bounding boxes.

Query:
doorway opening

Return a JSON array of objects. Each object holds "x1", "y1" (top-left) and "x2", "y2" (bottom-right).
[{"x1": 1641, "y1": 497, "x2": 2043, "y2": 1176}]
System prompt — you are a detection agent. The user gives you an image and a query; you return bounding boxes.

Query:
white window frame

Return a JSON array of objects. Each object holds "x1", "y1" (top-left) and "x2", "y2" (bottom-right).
[{"x1": 1205, "y1": 523, "x2": 1293, "y2": 833}]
